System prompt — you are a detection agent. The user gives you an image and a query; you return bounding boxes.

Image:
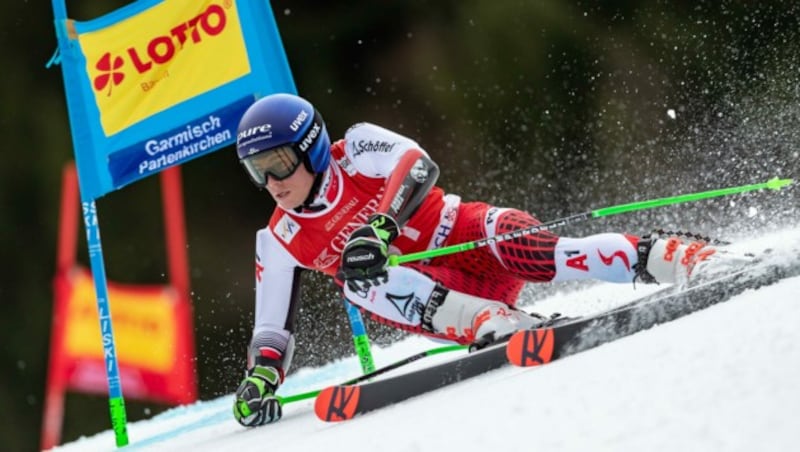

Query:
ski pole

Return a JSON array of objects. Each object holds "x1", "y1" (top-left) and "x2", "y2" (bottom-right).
[
  {"x1": 343, "y1": 299, "x2": 376, "y2": 374},
  {"x1": 277, "y1": 344, "x2": 467, "y2": 405},
  {"x1": 388, "y1": 177, "x2": 793, "y2": 266}
]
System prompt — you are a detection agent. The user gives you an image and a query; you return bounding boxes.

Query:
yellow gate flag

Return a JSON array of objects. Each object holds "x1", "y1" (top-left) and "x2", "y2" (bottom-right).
[
  {"x1": 57, "y1": 268, "x2": 197, "y2": 404},
  {"x1": 79, "y1": 1, "x2": 250, "y2": 136}
]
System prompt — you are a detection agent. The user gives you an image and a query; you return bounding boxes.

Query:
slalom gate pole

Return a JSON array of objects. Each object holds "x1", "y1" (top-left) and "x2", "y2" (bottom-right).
[
  {"x1": 343, "y1": 299, "x2": 376, "y2": 374},
  {"x1": 81, "y1": 200, "x2": 129, "y2": 446},
  {"x1": 388, "y1": 177, "x2": 794, "y2": 266},
  {"x1": 277, "y1": 344, "x2": 467, "y2": 405}
]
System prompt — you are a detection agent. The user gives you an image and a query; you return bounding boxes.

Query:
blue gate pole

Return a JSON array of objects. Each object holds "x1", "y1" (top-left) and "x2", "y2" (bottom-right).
[{"x1": 81, "y1": 199, "x2": 129, "y2": 447}]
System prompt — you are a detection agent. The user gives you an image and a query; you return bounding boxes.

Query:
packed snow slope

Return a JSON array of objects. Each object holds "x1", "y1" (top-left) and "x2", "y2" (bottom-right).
[{"x1": 56, "y1": 226, "x2": 800, "y2": 452}]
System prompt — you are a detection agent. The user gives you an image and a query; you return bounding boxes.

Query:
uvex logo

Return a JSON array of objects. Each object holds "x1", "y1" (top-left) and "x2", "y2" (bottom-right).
[{"x1": 92, "y1": 3, "x2": 229, "y2": 96}]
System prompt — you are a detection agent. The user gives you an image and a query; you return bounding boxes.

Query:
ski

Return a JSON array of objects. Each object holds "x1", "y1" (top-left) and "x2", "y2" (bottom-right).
[
  {"x1": 314, "y1": 338, "x2": 510, "y2": 422},
  {"x1": 507, "y1": 254, "x2": 794, "y2": 367},
  {"x1": 506, "y1": 307, "x2": 647, "y2": 367},
  {"x1": 314, "y1": 255, "x2": 799, "y2": 422}
]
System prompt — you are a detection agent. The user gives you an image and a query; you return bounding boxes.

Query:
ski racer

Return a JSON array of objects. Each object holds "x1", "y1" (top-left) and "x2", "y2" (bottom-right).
[{"x1": 232, "y1": 93, "x2": 716, "y2": 426}]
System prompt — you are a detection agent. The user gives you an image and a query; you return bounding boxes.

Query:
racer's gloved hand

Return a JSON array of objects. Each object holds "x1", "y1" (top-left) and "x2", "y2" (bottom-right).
[
  {"x1": 233, "y1": 365, "x2": 283, "y2": 427},
  {"x1": 338, "y1": 213, "x2": 399, "y2": 291}
]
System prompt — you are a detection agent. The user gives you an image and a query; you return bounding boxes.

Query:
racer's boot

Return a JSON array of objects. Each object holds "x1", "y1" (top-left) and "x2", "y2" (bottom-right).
[
  {"x1": 635, "y1": 237, "x2": 716, "y2": 285},
  {"x1": 423, "y1": 285, "x2": 546, "y2": 348}
]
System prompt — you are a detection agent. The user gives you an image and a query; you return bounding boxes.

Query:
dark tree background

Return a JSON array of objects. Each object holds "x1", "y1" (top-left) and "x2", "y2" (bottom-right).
[{"x1": 1, "y1": 1, "x2": 798, "y2": 450}]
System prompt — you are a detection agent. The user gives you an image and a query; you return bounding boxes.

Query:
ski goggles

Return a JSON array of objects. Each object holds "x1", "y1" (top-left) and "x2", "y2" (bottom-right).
[{"x1": 241, "y1": 145, "x2": 302, "y2": 186}]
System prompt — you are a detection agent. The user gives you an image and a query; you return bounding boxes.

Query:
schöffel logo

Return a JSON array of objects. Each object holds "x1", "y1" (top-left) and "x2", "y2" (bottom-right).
[
  {"x1": 352, "y1": 140, "x2": 397, "y2": 157},
  {"x1": 91, "y1": 3, "x2": 230, "y2": 97}
]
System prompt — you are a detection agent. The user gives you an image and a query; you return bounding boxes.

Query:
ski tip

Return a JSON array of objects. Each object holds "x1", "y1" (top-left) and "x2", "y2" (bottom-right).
[
  {"x1": 506, "y1": 328, "x2": 556, "y2": 367},
  {"x1": 314, "y1": 385, "x2": 362, "y2": 422}
]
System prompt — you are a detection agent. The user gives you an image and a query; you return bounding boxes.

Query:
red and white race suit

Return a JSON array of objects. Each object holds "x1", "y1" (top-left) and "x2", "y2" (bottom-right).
[{"x1": 250, "y1": 123, "x2": 643, "y2": 356}]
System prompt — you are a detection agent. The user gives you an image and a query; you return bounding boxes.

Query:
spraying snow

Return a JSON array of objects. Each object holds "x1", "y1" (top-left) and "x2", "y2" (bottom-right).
[{"x1": 55, "y1": 226, "x2": 800, "y2": 452}]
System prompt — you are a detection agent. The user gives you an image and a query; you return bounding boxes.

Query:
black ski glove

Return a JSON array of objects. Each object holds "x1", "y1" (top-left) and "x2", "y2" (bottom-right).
[{"x1": 338, "y1": 213, "x2": 399, "y2": 291}]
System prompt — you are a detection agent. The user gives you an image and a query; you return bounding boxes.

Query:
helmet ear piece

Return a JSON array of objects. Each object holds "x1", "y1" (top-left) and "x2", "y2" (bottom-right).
[
  {"x1": 294, "y1": 108, "x2": 330, "y2": 172},
  {"x1": 301, "y1": 154, "x2": 315, "y2": 174}
]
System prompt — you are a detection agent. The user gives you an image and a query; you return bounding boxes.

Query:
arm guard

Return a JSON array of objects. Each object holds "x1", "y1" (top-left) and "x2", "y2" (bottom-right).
[{"x1": 377, "y1": 148, "x2": 440, "y2": 226}]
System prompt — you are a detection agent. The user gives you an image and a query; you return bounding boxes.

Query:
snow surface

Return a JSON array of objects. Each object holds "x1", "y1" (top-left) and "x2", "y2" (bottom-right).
[{"x1": 55, "y1": 227, "x2": 800, "y2": 452}]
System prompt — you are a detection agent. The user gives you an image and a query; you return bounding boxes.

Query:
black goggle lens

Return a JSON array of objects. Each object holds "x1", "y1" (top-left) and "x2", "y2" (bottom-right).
[{"x1": 242, "y1": 145, "x2": 301, "y2": 186}]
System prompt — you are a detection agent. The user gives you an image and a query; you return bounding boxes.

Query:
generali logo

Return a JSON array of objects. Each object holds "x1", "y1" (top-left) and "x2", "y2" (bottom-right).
[{"x1": 92, "y1": 2, "x2": 230, "y2": 96}]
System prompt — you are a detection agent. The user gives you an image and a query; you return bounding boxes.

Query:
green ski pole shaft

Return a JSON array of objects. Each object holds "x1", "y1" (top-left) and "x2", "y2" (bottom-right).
[
  {"x1": 277, "y1": 344, "x2": 467, "y2": 405},
  {"x1": 389, "y1": 177, "x2": 793, "y2": 266},
  {"x1": 592, "y1": 177, "x2": 793, "y2": 217}
]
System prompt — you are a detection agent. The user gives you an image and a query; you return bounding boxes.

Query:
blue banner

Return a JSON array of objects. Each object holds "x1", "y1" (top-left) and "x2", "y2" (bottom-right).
[
  {"x1": 107, "y1": 97, "x2": 251, "y2": 188},
  {"x1": 52, "y1": 0, "x2": 296, "y2": 199}
]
